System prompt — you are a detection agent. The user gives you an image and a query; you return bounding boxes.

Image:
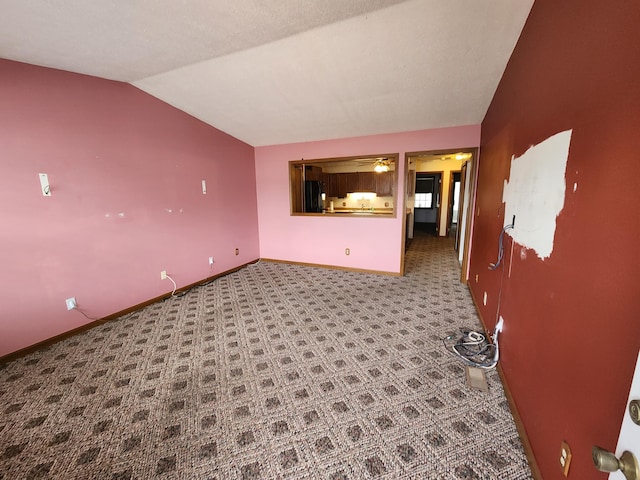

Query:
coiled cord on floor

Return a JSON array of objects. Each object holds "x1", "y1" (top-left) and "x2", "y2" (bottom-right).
[{"x1": 443, "y1": 318, "x2": 503, "y2": 370}]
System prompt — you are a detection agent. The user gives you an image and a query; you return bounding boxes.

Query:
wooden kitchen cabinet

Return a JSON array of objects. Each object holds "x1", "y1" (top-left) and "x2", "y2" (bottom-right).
[
  {"x1": 375, "y1": 171, "x2": 394, "y2": 197},
  {"x1": 345, "y1": 172, "x2": 360, "y2": 193},
  {"x1": 304, "y1": 165, "x2": 323, "y2": 181},
  {"x1": 323, "y1": 173, "x2": 337, "y2": 196},
  {"x1": 321, "y1": 173, "x2": 329, "y2": 194},
  {"x1": 336, "y1": 173, "x2": 349, "y2": 198},
  {"x1": 358, "y1": 172, "x2": 376, "y2": 192},
  {"x1": 326, "y1": 171, "x2": 391, "y2": 197}
]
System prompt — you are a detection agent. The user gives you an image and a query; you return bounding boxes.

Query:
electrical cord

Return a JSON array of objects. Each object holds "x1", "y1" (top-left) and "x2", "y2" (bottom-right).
[
  {"x1": 488, "y1": 215, "x2": 515, "y2": 270},
  {"x1": 460, "y1": 331, "x2": 485, "y2": 345},
  {"x1": 446, "y1": 215, "x2": 515, "y2": 369},
  {"x1": 72, "y1": 260, "x2": 239, "y2": 320},
  {"x1": 168, "y1": 267, "x2": 219, "y2": 299},
  {"x1": 73, "y1": 303, "x2": 151, "y2": 325},
  {"x1": 161, "y1": 259, "x2": 241, "y2": 300},
  {"x1": 163, "y1": 274, "x2": 177, "y2": 296},
  {"x1": 488, "y1": 224, "x2": 513, "y2": 270},
  {"x1": 443, "y1": 320, "x2": 503, "y2": 370},
  {"x1": 75, "y1": 308, "x2": 99, "y2": 321}
]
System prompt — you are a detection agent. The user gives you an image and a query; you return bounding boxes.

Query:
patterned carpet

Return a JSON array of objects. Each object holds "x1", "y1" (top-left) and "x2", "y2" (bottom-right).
[{"x1": 0, "y1": 231, "x2": 533, "y2": 479}]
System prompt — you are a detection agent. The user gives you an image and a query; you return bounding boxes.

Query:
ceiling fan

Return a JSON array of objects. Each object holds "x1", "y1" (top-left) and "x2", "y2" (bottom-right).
[{"x1": 373, "y1": 158, "x2": 390, "y2": 172}]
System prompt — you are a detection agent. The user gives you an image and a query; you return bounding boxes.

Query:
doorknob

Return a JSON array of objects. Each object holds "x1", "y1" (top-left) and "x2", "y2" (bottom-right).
[
  {"x1": 630, "y1": 399, "x2": 640, "y2": 425},
  {"x1": 592, "y1": 446, "x2": 639, "y2": 480}
]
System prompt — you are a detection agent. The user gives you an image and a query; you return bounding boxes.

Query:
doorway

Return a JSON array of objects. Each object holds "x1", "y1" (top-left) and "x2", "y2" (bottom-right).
[
  {"x1": 413, "y1": 172, "x2": 442, "y2": 236},
  {"x1": 400, "y1": 148, "x2": 478, "y2": 282}
]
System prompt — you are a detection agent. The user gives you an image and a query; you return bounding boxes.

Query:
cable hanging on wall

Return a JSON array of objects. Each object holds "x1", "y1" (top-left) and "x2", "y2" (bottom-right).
[
  {"x1": 443, "y1": 214, "x2": 515, "y2": 369},
  {"x1": 488, "y1": 215, "x2": 516, "y2": 270}
]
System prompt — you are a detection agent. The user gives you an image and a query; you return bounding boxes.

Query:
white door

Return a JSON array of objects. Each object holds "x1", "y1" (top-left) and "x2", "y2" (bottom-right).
[{"x1": 609, "y1": 349, "x2": 640, "y2": 479}]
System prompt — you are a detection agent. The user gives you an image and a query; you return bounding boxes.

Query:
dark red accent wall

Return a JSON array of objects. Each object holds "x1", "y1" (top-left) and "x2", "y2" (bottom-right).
[{"x1": 470, "y1": 1, "x2": 640, "y2": 479}]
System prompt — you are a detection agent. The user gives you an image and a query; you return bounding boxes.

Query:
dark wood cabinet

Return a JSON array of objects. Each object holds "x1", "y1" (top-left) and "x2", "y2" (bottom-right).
[
  {"x1": 375, "y1": 171, "x2": 394, "y2": 197},
  {"x1": 325, "y1": 171, "x2": 394, "y2": 197},
  {"x1": 345, "y1": 173, "x2": 359, "y2": 193},
  {"x1": 321, "y1": 173, "x2": 329, "y2": 194},
  {"x1": 323, "y1": 173, "x2": 337, "y2": 196},
  {"x1": 359, "y1": 172, "x2": 376, "y2": 192},
  {"x1": 304, "y1": 166, "x2": 322, "y2": 181},
  {"x1": 336, "y1": 173, "x2": 349, "y2": 198}
]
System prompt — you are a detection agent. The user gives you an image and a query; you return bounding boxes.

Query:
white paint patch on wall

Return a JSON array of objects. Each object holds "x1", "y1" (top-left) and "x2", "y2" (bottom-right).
[{"x1": 503, "y1": 130, "x2": 572, "y2": 260}]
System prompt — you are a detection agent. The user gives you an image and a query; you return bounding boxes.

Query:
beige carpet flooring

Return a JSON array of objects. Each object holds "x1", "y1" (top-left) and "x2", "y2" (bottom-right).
[{"x1": 0, "y1": 230, "x2": 533, "y2": 479}]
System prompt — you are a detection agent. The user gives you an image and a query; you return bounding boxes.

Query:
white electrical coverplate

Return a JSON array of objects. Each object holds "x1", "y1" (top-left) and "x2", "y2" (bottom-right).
[
  {"x1": 65, "y1": 297, "x2": 76, "y2": 310},
  {"x1": 39, "y1": 173, "x2": 51, "y2": 196}
]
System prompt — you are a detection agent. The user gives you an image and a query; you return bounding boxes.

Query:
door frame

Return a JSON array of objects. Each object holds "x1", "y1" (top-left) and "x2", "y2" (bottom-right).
[
  {"x1": 455, "y1": 164, "x2": 467, "y2": 251},
  {"x1": 400, "y1": 148, "x2": 479, "y2": 282},
  {"x1": 458, "y1": 153, "x2": 478, "y2": 284},
  {"x1": 445, "y1": 170, "x2": 462, "y2": 238},
  {"x1": 414, "y1": 171, "x2": 443, "y2": 236}
]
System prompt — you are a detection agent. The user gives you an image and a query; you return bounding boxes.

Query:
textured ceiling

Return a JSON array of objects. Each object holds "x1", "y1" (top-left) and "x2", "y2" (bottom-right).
[{"x1": 0, "y1": 0, "x2": 533, "y2": 147}]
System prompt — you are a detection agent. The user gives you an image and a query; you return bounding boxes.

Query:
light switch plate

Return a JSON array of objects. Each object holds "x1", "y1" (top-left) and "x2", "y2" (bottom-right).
[{"x1": 39, "y1": 173, "x2": 51, "y2": 196}]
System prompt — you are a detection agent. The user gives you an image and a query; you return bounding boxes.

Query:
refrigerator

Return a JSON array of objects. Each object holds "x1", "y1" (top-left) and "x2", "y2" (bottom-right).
[{"x1": 304, "y1": 180, "x2": 323, "y2": 213}]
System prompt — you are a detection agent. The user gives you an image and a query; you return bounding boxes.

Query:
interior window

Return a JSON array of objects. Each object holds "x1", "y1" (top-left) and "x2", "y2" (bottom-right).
[
  {"x1": 289, "y1": 155, "x2": 397, "y2": 217},
  {"x1": 415, "y1": 175, "x2": 436, "y2": 209},
  {"x1": 414, "y1": 193, "x2": 433, "y2": 208}
]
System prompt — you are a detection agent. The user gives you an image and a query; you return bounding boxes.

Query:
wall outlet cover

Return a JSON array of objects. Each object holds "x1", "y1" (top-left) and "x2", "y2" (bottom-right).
[
  {"x1": 559, "y1": 440, "x2": 572, "y2": 476},
  {"x1": 65, "y1": 297, "x2": 77, "y2": 310}
]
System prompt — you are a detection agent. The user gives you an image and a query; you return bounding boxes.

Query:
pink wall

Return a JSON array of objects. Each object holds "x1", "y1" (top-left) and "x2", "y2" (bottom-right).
[
  {"x1": 0, "y1": 59, "x2": 259, "y2": 357},
  {"x1": 255, "y1": 126, "x2": 480, "y2": 273},
  {"x1": 470, "y1": 1, "x2": 640, "y2": 478}
]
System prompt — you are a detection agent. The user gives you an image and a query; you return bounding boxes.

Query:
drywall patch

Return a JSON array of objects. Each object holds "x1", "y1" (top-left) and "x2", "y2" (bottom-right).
[{"x1": 503, "y1": 130, "x2": 572, "y2": 260}]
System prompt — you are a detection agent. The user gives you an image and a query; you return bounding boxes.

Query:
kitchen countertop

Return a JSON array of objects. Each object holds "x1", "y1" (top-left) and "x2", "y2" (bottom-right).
[{"x1": 326, "y1": 209, "x2": 393, "y2": 215}]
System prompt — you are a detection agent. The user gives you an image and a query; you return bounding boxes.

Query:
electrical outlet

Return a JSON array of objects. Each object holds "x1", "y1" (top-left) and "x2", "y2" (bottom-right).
[
  {"x1": 160, "y1": 270, "x2": 167, "y2": 280},
  {"x1": 66, "y1": 297, "x2": 77, "y2": 310},
  {"x1": 559, "y1": 440, "x2": 572, "y2": 476},
  {"x1": 483, "y1": 291, "x2": 488, "y2": 306},
  {"x1": 235, "y1": 248, "x2": 239, "y2": 256},
  {"x1": 345, "y1": 248, "x2": 350, "y2": 256},
  {"x1": 208, "y1": 256, "x2": 214, "y2": 265}
]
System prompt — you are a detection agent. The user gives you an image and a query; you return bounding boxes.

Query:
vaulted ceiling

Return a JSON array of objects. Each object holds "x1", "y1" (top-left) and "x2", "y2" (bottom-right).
[{"x1": 0, "y1": 0, "x2": 533, "y2": 146}]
